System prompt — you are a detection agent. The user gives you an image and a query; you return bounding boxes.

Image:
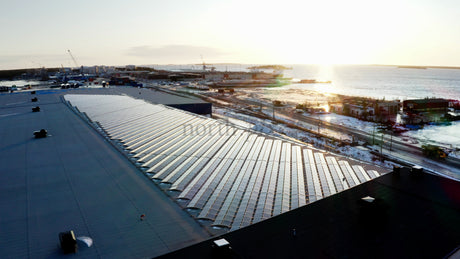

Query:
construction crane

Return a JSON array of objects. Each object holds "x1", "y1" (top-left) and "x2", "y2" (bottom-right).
[
  {"x1": 67, "y1": 49, "x2": 79, "y2": 68},
  {"x1": 201, "y1": 54, "x2": 206, "y2": 71},
  {"x1": 200, "y1": 55, "x2": 215, "y2": 72}
]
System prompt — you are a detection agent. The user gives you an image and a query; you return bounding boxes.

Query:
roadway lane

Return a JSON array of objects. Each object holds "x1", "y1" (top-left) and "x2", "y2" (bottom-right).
[
  {"x1": 287, "y1": 109, "x2": 460, "y2": 178},
  {"x1": 204, "y1": 93, "x2": 460, "y2": 179}
]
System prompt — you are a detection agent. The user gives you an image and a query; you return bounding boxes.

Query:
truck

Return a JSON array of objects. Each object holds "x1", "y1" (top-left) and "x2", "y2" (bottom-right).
[{"x1": 421, "y1": 144, "x2": 447, "y2": 159}]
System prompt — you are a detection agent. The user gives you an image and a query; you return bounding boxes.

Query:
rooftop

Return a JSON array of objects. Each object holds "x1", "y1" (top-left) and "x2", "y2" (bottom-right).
[
  {"x1": 69, "y1": 86, "x2": 212, "y2": 115},
  {"x1": 0, "y1": 89, "x2": 210, "y2": 258},
  {"x1": 65, "y1": 91, "x2": 387, "y2": 231},
  {"x1": 159, "y1": 167, "x2": 460, "y2": 259},
  {"x1": 0, "y1": 86, "x2": 390, "y2": 258}
]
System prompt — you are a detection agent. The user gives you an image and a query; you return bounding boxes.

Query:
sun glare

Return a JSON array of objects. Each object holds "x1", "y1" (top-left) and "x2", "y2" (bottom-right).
[
  {"x1": 251, "y1": 0, "x2": 412, "y2": 65},
  {"x1": 320, "y1": 104, "x2": 331, "y2": 113}
]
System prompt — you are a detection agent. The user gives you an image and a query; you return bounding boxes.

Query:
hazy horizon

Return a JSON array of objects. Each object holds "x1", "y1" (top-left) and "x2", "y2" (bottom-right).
[
  {"x1": 2, "y1": 0, "x2": 460, "y2": 70},
  {"x1": 4, "y1": 63, "x2": 460, "y2": 71}
]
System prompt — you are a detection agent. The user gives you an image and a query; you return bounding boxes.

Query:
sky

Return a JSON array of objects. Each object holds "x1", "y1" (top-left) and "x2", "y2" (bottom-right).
[{"x1": 1, "y1": 0, "x2": 460, "y2": 69}]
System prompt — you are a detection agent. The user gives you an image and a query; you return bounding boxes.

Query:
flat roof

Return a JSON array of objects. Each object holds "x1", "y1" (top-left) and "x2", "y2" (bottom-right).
[
  {"x1": 77, "y1": 86, "x2": 209, "y2": 105},
  {"x1": 0, "y1": 89, "x2": 210, "y2": 258},
  {"x1": 159, "y1": 168, "x2": 460, "y2": 259},
  {"x1": 70, "y1": 86, "x2": 212, "y2": 115},
  {"x1": 65, "y1": 93, "x2": 387, "y2": 231}
]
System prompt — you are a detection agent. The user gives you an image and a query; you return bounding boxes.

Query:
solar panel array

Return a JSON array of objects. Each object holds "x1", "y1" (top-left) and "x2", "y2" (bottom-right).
[{"x1": 65, "y1": 94, "x2": 384, "y2": 230}]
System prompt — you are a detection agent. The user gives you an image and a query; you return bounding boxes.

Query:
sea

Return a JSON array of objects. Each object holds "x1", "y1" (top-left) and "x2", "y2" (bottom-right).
[
  {"x1": 154, "y1": 64, "x2": 460, "y2": 100},
  {"x1": 284, "y1": 64, "x2": 460, "y2": 100},
  {"x1": 282, "y1": 65, "x2": 460, "y2": 149}
]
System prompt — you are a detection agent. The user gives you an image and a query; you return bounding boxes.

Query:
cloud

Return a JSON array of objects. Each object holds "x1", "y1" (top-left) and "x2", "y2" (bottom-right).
[{"x1": 126, "y1": 45, "x2": 226, "y2": 62}]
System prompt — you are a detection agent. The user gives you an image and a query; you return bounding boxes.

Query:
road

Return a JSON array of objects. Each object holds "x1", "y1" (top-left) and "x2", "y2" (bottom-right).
[
  {"x1": 144, "y1": 83, "x2": 460, "y2": 180},
  {"x1": 205, "y1": 92, "x2": 460, "y2": 179}
]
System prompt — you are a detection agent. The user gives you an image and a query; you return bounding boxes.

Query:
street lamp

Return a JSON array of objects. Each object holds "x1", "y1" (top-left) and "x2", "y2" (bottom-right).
[
  {"x1": 317, "y1": 114, "x2": 321, "y2": 134},
  {"x1": 372, "y1": 124, "x2": 376, "y2": 145},
  {"x1": 390, "y1": 131, "x2": 393, "y2": 151}
]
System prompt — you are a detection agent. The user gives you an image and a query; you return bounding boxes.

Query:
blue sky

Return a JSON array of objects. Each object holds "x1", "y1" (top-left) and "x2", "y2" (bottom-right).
[{"x1": 1, "y1": 0, "x2": 460, "y2": 69}]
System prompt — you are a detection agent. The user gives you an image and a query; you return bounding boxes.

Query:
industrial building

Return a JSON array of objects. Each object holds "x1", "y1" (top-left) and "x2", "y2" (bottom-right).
[
  {"x1": 0, "y1": 88, "x2": 210, "y2": 258},
  {"x1": 3, "y1": 87, "x2": 457, "y2": 258},
  {"x1": 403, "y1": 98, "x2": 449, "y2": 113},
  {"x1": 65, "y1": 92, "x2": 385, "y2": 231},
  {"x1": 159, "y1": 167, "x2": 460, "y2": 259}
]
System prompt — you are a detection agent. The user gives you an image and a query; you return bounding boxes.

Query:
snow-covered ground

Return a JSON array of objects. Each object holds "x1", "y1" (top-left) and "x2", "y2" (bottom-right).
[
  {"x1": 318, "y1": 113, "x2": 376, "y2": 132},
  {"x1": 239, "y1": 87, "x2": 331, "y2": 106},
  {"x1": 232, "y1": 87, "x2": 460, "y2": 154},
  {"x1": 149, "y1": 81, "x2": 460, "y2": 161},
  {"x1": 403, "y1": 122, "x2": 460, "y2": 149}
]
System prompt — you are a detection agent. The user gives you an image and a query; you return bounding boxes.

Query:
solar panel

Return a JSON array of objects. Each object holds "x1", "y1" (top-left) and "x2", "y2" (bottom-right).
[
  {"x1": 326, "y1": 156, "x2": 349, "y2": 190},
  {"x1": 171, "y1": 131, "x2": 234, "y2": 192},
  {"x1": 179, "y1": 132, "x2": 242, "y2": 201},
  {"x1": 188, "y1": 132, "x2": 249, "y2": 209},
  {"x1": 88, "y1": 102, "x2": 145, "y2": 122},
  {"x1": 66, "y1": 94, "x2": 386, "y2": 232},
  {"x1": 338, "y1": 160, "x2": 359, "y2": 187},
  {"x1": 146, "y1": 121, "x2": 221, "y2": 174},
  {"x1": 303, "y1": 149, "x2": 322, "y2": 202},
  {"x1": 290, "y1": 146, "x2": 299, "y2": 210},
  {"x1": 233, "y1": 139, "x2": 272, "y2": 230},
  {"x1": 108, "y1": 114, "x2": 158, "y2": 138},
  {"x1": 129, "y1": 124, "x2": 192, "y2": 156},
  {"x1": 96, "y1": 103, "x2": 157, "y2": 129},
  {"x1": 352, "y1": 165, "x2": 371, "y2": 182},
  {"x1": 108, "y1": 110, "x2": 173, "y2": 139},
  {"x1": 255, "y1": 139, "x2": 281, "y2": 222},
  {"x1": 324, "y1": 156, "x2": 344, "y2": 192},
  {"x1": 367, "y1": 170, "x2": 381, "y2": 178},
  {"x1": 118, "y1": 113, "x2": 193, "y2": 145},
  {"x1": 199, "y1": 135, "x2": 257, "y2": 220},
  {"x1": 137, "y1": 121, "x2": 215, "y2": 166},
  {"x1": 291, "y1": 146, "x2": 307, "y2": 209},
  {"x1": 214, "y1": 137, "x2": 265, "y2": 227},
  {"x1": 272, "y1": 143, "x2": 286, "y2": 216},
  {"x1": 273, "y1": 142, "x2": 291, "y2": 216},
  {"x1": 315, "y1": 153, "x2": 337, "y2": 195},
  {"x1": 160, "y1": 126, "x2": 224, "y2": 182},
  {"x1": 162, "y1": 157, "x2": 199, "y2": 184}
]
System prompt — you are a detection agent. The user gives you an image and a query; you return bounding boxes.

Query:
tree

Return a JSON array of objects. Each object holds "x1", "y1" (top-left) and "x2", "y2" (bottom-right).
[{"x1": 343, "y1": 104, "x2": 350, "y2": 116}]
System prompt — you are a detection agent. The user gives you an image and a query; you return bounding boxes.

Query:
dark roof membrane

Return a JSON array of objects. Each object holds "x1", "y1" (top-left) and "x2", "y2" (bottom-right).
[{"x1": 159, "y1": 168, "x2": 460, "y2": 259}]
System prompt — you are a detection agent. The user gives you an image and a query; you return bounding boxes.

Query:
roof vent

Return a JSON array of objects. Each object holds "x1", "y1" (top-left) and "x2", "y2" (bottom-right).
[
  {"x1": 410, "y1": 166, "x2": 424, "y2": 179},
  {"x1": 31, "y1": 91, "x2": 36, "y2": 94},
  {"x1": 32, "y1": 106, "x2": 40, "y2": 112},
  {"x1": 213, "y1": 238, "x2": 230, "y2": 248},
  {"x1": 212, "y1": 238, "x2": 232, "y2": 257},
  {"x1": 34, "y1": 129, "x2": 47, "y2": 138},
  {"x1": 31, "y1": 97, "x2": 38, "y2": 102},
  {"x1": 361, "y1": 196, "x2": 375, "y2": 203},
  {"x1": 411, "y1": 166, "x2": 423, "y2": 173},
  {"x1": 59, "y1": 230, "x2": 77, "y2": 254},
  {"x1": 358, "y1": 196, "x2": 388, "y2": 228}
]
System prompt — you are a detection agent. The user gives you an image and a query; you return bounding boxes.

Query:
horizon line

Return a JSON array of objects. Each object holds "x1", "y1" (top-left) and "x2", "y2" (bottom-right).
[{"x1": 3, "y1": 63, "x2": 460, "y2": 71}]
